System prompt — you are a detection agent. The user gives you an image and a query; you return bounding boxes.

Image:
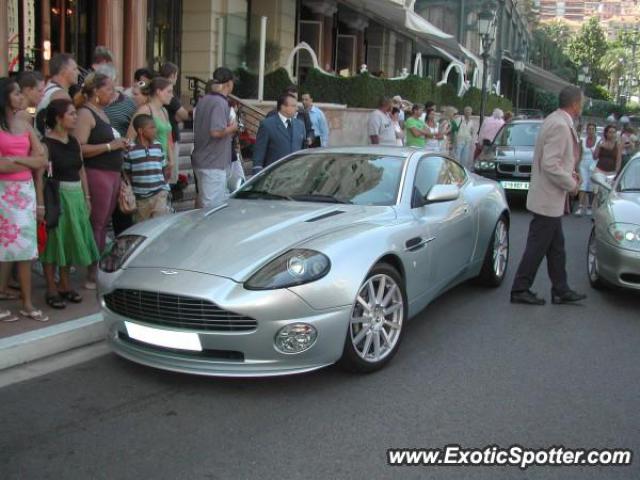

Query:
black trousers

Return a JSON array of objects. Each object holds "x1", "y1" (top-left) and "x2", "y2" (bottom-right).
[{"x1": 511, "y1": 213, "x2": 570, "y2": 295}]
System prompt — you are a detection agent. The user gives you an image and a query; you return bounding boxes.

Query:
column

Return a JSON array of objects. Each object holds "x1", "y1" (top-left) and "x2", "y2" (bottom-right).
[
  {"x1": 41, "y1": 0, "x2": 51, "y2": 76},
  {"x1": 0, "y1": 0, "x2": 7, "y2": 76},
  {"x1": 123, "y1": 0, "x2": 147, "y2": 86},
  {"x1": 97, "y1": 0, "x2": 124, "y2": 84}
]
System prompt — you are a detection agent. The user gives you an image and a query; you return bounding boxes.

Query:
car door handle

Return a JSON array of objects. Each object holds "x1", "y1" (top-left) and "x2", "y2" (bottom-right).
[{"x1": 404, "y1": 236, "x2": 435, "y2": 251}]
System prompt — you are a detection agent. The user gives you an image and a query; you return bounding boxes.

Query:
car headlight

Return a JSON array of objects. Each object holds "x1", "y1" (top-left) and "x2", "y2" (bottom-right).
[
  {"x1": 607, "y1": 223, "x2": 640, "y2": 250},
  {"x1": 474, "y1": 161, "x2": 496, "y2": 171},
  {"x1": 245, "y1": 249, "x2": 331, "y2": 290},
  {"x1": 99, "y1": 235, "x2": 146, "y2": 273}
]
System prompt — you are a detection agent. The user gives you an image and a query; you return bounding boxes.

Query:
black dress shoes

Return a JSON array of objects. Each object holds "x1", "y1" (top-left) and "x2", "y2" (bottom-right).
[
  {"x1": 551, "y1": 290, "x2": 587, "y2": 304},
  {"x1": 510, "y1": 290, "x2": 546, "y2": 305}
]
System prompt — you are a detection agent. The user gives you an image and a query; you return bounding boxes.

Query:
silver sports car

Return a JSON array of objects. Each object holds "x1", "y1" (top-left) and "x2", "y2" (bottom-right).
[
  {"x1": 588, "y1": 156, "x2": 640, "y2": 290},
  {"x1": 98, "y1": 147, "x2": 510, "y2": 377}
]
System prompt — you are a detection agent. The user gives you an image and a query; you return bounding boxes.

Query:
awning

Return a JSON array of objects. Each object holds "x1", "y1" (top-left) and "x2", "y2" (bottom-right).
[
  {"x1": 504, "y1": 56, "x2": 574, "y2": 94},
  {"x1": 341, "y1": 0, "x2": 464, "y2": 56},
  {"x1": 431, "y1": 45, "x2": 465, "y2": 67}
]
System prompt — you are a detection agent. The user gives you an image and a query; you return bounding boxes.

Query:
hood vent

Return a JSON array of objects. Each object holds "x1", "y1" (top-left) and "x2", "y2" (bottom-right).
[{"x1": 305, "y1": 210, "x2": 345, "y2": 222}]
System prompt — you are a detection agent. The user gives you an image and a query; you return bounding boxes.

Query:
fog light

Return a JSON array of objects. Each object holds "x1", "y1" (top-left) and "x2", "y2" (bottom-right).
[{"x1": 274, "y1": 323, "x2": 317, "y2": 354}]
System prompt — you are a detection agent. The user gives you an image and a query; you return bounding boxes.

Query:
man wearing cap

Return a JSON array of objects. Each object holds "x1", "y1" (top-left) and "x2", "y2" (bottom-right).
[{"x1": 191, "y1": 67, "x2": 238, "y2": 208}]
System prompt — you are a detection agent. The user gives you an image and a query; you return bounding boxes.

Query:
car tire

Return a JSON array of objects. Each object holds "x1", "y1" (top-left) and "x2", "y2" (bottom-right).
[
  {"x1": 339, "y1": 263, "x2": 407, "y2": 373},
  {"x1": 587, "y1": 227, "x2": 606, "y2": 290},
  {"x1": 476, "y1": 215, "x2": 509, "y2": 287}
]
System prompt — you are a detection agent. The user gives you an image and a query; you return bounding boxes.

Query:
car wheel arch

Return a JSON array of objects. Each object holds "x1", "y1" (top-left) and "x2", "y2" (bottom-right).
[{"x1": 372, "y1": 254, "x2": 406, "y2": 283}]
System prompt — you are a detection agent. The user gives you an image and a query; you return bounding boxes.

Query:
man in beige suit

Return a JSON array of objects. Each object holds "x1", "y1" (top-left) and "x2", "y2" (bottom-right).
[{"x1": 511, "y1": 86, "x2": 587, "y2": 305}]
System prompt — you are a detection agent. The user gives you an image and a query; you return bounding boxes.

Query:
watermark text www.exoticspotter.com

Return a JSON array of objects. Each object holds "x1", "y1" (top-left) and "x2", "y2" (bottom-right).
[{"x1": 387, "y1": 445, "x2": 633, "y2": 470}]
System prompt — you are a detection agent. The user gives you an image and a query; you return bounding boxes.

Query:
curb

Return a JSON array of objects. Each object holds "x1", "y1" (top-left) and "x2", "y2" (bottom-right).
[{"x1": 0, "y1": 313, "x2": 106, "y2": 371}]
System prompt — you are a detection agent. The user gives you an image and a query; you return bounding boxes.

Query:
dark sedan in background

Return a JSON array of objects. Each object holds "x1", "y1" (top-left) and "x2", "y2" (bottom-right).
[{"x1": 474, "y1": 120, "x2": 542, "y2": 194}]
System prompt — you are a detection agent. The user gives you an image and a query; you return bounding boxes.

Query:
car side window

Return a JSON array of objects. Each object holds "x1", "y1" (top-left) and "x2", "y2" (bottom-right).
[
  {"x1": 413, "y1": 156, "x2": 448, "y2": 203},
  {"x1": 448, "y1": 160, "x2": 467, "y2": 186}
]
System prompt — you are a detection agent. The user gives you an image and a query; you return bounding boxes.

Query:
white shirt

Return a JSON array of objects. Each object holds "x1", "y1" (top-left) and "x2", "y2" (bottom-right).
[
  {"x1": 456, "y1": 117, "x2": 476, "y2": 144},
  {"x1": 278, "y1": 112, "x2": 293, "y2": 129}
]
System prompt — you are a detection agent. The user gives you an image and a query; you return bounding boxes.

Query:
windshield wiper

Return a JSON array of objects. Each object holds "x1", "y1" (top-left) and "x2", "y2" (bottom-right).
[
  {"x1": 234, "y1": 190, "x2": 293, "y2": 200},
  {"x1": 619, "y1": 188, "x2": 640, "y2": 192},
  {"x1": 291, "y1": 194, "x2": 352, "y2": 204}
]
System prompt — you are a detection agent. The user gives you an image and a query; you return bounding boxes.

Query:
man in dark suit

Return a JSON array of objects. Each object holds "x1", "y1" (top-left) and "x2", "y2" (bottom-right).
[
  {"x1": 266, "y1": 85, "x2": 314, "y2": 146},
  {"x1": 252, "y1": 93, "x2": 306, "y2": 174}
]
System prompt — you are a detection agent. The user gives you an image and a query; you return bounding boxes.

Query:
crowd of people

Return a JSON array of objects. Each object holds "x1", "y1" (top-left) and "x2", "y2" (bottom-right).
[
  {"x1": 1, "y1": 47, "x2": 187, "y2": 322},
  {"x1": 366, "y1": 95, "x2": 493, "y2": 170},
  {"x1": 573, "y1": 118, "x2": 637, "y2": 216}
]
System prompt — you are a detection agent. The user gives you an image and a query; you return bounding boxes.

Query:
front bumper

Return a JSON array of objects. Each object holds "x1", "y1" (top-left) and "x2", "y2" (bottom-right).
[
  {"x1": 596, "y1": 238, "x2": 640, "y2": 290},
  {"x1": 99, "y1": 268, "x2": 351, "y2": 377}
]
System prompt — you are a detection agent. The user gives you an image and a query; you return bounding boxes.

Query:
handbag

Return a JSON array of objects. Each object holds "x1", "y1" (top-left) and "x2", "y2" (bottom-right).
[
  {"x1": 43, "y1": 162, "x2": 61, "y2": 230},
  {"x1": 118, "y1": 175, "x2": 137, "y2": 214}
]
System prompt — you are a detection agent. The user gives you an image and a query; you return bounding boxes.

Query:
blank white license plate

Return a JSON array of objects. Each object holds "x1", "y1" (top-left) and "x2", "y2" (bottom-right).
[
  {"x1": 125, "y1": 321, "x2": 202, "y2": 351},
  {"x1": 501, "y1": 180, "x2": 530, "y2": 190}
]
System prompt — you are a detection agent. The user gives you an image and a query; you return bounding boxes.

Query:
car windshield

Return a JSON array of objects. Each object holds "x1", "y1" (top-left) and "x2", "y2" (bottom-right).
[
  {"x1": 234, "y1": 153, "x2": 406, "y2": 206},
  {"x1": 495, "y1": 123, "x2": 541, "y2": 147},
  {"x1": 618, "y1": 158, "x2": 640, "y2": 192}
]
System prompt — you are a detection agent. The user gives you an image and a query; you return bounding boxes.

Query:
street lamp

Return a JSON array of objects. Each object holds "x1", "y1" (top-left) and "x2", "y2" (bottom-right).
[
  {"x1": 478, "y1": 2, "x2": 497, "y2": 128},
  {"x1": 513, "y1": 50, "x2": 525, "y2": 117}
]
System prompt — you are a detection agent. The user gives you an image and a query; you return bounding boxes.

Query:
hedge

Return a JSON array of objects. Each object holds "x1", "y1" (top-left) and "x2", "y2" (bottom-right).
[
  {"x1": 234, "y1": 67, "x2": 292, "y2": 100},
  {"x1": 234, "y1": 67, "x2": 513, "y2": 114}
]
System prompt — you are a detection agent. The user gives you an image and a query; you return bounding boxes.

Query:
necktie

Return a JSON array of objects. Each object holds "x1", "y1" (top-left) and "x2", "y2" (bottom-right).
[{"x1": 286, "y1": 119, "x2": 292, "y2": 141}]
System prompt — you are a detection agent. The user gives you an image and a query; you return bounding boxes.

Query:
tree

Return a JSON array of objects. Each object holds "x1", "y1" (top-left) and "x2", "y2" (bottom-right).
[
  {"x1": 530, "y1": 21, "x2": 577, "y2": 82},
  {"x1": 567, "y1": 17, "x2": 608, "y2": 85}
]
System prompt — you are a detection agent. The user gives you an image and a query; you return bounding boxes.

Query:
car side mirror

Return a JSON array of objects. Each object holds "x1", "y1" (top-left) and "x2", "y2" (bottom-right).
[
  {"x1": 424, "y1": 184, "x2": 460, "y2": 204},
  {"x1": 591, "y1": 172, "x2": 612, "y2": 192}
]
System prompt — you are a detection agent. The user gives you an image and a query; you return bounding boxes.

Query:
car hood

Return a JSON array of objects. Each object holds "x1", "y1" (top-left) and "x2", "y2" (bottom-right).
[
  {"x1": 609, "y1": 192, "x2": 640, "y2": 224},
  {"x1": 495, "y1": 146, "x2": 535, "y2": 164},
  {"x1": 127, "y1": 199, "x2": 396, "y2": 280}
]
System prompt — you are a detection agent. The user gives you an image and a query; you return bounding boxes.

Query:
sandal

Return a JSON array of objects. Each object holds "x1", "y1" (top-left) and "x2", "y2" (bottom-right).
[
  {"x1": 20, "y1": 309, "x2": 49, "y2": 322},
  {"x1": 1, "y1": 309, "x2": 18, "y2": 323},
  {"x1": 46, "y1": 294, "x2": 67, "y2": 309},
  {"x1": 0, "y1": 291, "x2": 19, "y2": 301},
  {"x1": 58, "y1": 290, "x2": 82, "y2": 303}
]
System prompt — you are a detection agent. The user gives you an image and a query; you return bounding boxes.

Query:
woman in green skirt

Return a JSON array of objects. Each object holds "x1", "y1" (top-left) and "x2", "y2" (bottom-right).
[{"x1": 40, "y1": 99, "x2": 100, "y2": 308}]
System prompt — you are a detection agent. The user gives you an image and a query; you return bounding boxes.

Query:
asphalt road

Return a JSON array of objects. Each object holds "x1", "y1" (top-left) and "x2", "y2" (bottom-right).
[{"x1": 1, "y1": 202, "x2": 639, "y2": 480}]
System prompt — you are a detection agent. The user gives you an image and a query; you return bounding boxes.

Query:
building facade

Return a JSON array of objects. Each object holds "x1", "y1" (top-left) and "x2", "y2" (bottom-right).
[{"x1": 2, "y1": 0, "x2": 546, "y2": 106}]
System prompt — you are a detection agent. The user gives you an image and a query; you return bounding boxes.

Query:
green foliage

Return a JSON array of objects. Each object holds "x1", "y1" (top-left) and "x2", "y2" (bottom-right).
[
  {"x1": 567, "y1": 17, "x2": 608, "y2": 85},
  {"x1": 241, "y1": 39, "x2": 282, "y2": 72},
  {"x1": 583, "y1": 99, "x2": 623, "y2": 118},
  {"x1": 586, "y1": 84, "x2": 612, "y2": 102},
  {"x1": 382, "y1": 75, "x2": 432, "y2": 105},
  {"x1": 264, "y1": 68, "x2": 292, "y2": 100},
  {"x1": 301, "y1": 69, "x2": 344, "y2": 103},
  {"x1": 341, "y1": 73, "x2": 386, "y2": 109},
  {"x1": 532, "y1": 88, "x2": 558, "y2": 115},
  {"x1": 234, "y1": 67, "x2": 292, "y2": 100},
  {"x1": 234, "y1": 67, "x2": 512, "y2": 113},
  {"x1": 530, "y1": 21, "x2": 577, "y2": 83}
]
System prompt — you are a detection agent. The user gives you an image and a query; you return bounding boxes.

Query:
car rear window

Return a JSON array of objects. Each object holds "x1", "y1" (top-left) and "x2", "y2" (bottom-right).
[{"x1": 495, "y1": 123, "x2": 541, "y2": 147}]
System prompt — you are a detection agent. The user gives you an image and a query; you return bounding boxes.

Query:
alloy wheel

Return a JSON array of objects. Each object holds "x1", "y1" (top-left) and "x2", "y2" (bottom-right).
[
  {"x1": 349, "y1": 274, "x2": 404, "y2": 363},
  {"x1": 493, "y1": 219, "x2": 509, "y2": 279}
]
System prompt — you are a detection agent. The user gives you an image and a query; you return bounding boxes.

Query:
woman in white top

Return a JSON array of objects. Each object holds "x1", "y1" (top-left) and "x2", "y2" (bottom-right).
[
  {"x1": 576, "y1": 123, "x2": 597, "y2": 216},
  {"x1": 391, "y1": 107, "x2": 405, "y2": 146},
  {"x1": 424, "y1": 109, "x2": 442, "y2": 151}
]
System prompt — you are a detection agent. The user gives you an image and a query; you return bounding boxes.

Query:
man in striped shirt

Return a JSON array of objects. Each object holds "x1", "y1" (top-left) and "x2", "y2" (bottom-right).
[{"x1": 123, "y1": 114, "x2": 170, "y2": 222}]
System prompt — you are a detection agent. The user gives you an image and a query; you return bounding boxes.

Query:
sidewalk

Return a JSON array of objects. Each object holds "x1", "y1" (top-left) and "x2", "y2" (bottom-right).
[{"x1": 0, "y1": 269, "x2": 105, "y2": 371}]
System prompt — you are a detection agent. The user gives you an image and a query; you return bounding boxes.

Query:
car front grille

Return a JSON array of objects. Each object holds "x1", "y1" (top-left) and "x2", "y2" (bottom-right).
[
  {"x1": 497, "y1": 163, "x2": 531, "y2": 176},
  {"x1": 104, "y1": 289, "x2": 257, "y2": 332}
]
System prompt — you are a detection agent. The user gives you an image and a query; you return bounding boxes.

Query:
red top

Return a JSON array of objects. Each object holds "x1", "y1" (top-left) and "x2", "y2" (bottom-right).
[{"x1": 0, "y1": 130, "x2": 32, "y2": 181}]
